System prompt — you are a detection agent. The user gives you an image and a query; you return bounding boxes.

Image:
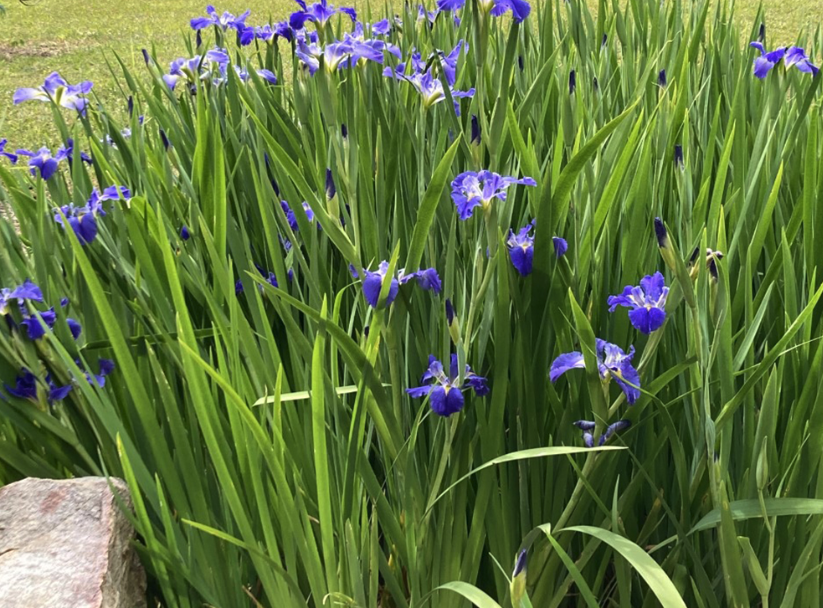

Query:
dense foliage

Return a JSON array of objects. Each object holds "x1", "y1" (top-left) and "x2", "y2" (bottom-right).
[{"x1": 1, "y1": 0, "x2": 822, "y2": 605}]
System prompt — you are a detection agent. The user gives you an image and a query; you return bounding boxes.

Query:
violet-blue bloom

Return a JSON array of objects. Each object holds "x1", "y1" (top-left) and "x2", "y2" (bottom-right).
[
  {"x1": 451, "y1": 170, "x2": 537, "y2": 220},
  {"x1": 20, "y1": 307, "x2": 57, "y2": 340},
  {"x1": 181, "y1": 226, "x2": 191, "y2": 241},
  {"x1": 291, "y1": 0, "x2": 355, "y2": 29},
  {"x1": 4, "y1": 369, "x2": 38, "y2": 401},
  {"x1": 190, "y1": 5, "x2": 251, "y2": 30},
  {"x1": 785, "y1": 46, "x2": 819, "y2": 75},
  {"x1": 607, "y1": 271, "x2": 669, "y2": 334},
  {"x1": 436, "y1": 0, "x2": 531, "y2": 23},
  {"x1": 372, "y1": 18, "x2": 391, "y2": 35},
  {"x1": 0, "y1": 139, "x2": 17, "y2": 164},
  {"x1": 163, "y1": 49, "x2": 230, "y2": 90},
  {"x1": 399, "y1": 267, "x2": 442, "y2": 293},
  {"x1": 55, "y1": 139, "x2": 93, "y2": 166},
  {"x1": 406, "y1": 354, "x2": 489, "y2": 417},
  {"x1": 13, "y1": 72, "x2": 94, "y2": 116},
  {"x1": 749, "y1": 42, "x2": 787, "y2": 78},
  {"x1": 54, "y1": 186, "x2": 130, "y2": 245},
  {"x1": 507, "y1": 223, "x2": 534, "y2": 276},
  {"x1": 550, "y1": 339, "x2": 641, "y2": 404},
  {"x1": 361, "y1": 261, "x2": 400, "y2": 308},
  {"x1": 15, "y1": 147, "x2": 62, "y2": 180}
]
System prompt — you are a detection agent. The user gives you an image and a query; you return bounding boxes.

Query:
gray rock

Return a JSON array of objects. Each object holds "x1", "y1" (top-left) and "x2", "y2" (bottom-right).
[{"x1": 0, "y1": 477, "x2": 146, "y2": 608}]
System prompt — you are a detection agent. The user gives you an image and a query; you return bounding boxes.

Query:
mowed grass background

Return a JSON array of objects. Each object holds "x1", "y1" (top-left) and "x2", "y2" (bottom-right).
[{"x1": 0, "y1": 0, "x2": 821, "y2": 147}]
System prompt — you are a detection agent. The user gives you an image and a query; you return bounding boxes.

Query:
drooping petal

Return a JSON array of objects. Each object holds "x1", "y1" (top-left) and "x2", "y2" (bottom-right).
[
  {"x1": 406, "y1": 385, "x2": 434, "y2": 398},
  {"x1": 549, "y1": 351, "x2": 585, "y2": 382},
  {"x1": 613, "y1": 363, "x2": 641, "y2": 405},
  {"x1": 508, "y1": 243, "x2": 533, "y2": 276},
  {"x1": 552, "y1": 236, "x2": 568, "y2": 258}
]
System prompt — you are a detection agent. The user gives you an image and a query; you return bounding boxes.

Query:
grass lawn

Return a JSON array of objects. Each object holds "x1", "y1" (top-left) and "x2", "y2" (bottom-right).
[{"x1": 1, "y1": 0, "x2": 821, "y2": 148}]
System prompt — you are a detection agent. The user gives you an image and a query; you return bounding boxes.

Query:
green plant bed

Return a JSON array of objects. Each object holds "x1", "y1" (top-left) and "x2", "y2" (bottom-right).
[{"x1": 0, "y1": 0, "x2": 822, "y2": 606}]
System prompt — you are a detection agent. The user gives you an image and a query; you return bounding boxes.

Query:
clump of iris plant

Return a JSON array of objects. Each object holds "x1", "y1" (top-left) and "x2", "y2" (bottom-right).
[
  {"x1": 607, "y1": 272, "x2": 669, "y2": 334},
  {"x1": 406, "y1": 354, "x2": 489, "y2": 417},
  {"x1": 451, "y1": 170, "x2": 537, "y2": 220},
  {"x1": 506, "y1": 220, "x2": 567, "y2": 276},
  {"x1": 749, "y1": 42, "x2": 819, "y2": 78},
  {"x1": 573, "y1": 419, "x2": 631, "y2": 447},
  {"x1": 54, "y1": 186, "x2": 131, "y2": 245},
  {"x1": 13, "y1": 72, "x2": 93, "y2": 116},
  {"x1": 551, "y1": 339, "x2": 641, "y2": 404}
]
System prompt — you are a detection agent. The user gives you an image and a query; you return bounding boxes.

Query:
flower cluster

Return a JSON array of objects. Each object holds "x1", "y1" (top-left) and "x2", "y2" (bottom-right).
[
  {"x1": 607, "y1": 271, "x2": 669, "y2": 334},
  {"x1": 5, "y1": 359, "x2": 115, "y2": 404},
  {"x1": 406, "y1": 354, "x2": 489, "y2": 417},
  {"x1": 0, "y1": 280, "x2": 82, "y2": 342},
  {"x1": 190, "y1": 5, "x2": 250, "y2": 31}
]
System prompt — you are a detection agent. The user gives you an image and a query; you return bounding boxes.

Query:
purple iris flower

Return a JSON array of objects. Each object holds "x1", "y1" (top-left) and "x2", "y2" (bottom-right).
[
  {"x1": 550, "y1": 339, "x2": 641, "y2": 404},
  {"x1": 0, "y1": 279, "x2": 44, "y2": 315},
  {"x1": 361, "y1": 261, "x2": 400, "y2": 308},
  {"x1": 749, "y1": 42, "x2": 787, "y2": 78},
  {"x1": 607, "y1": 271, "x2": 669, "y2": 334},
  {"x1": 372, "y1": 18, "x2": 391, "y2": 35},
  {"x1": 399, "y1": 69, "x2": 475, "y2": 114},
  {"x1": 785, "y1": 46, "x2": 819, "y2": 75},
  {"x1": 399, "y1": 267, "x2": 442, "y2": 293},
  {"x1": 233, "y1": 66, "x2": 279, "y2": 84},
  {"x1": 507, "y1": 223, "x2": 534, "y2": 276},
  {"x1": 163, "y1": 49, "x2": 230, "y2": 90},
  {"x1": 54, "y1": 186, "x2": 131, "y2": 245},
  {"x1": 436, "y1": 0, "x2": 531, "y2": 23},
  {"x1": 238, "y1": 26, "x2": 255, "y2": 45},
  {"x1": 56, "y1": 139, "x2": 93, "y2": 166},
  {"x1": 417, "y1": 5, "x2": 438, "y2": 23},
  {"x1": 406, "y1": 354, "x2": 489, "y2": 416},
  {"x1": 340, "y1": 23, "x2": 401, "y2": 66},
  {"x1": 190, "y1": 5, "x2": 251, "y2": 31},
  {"x1": 4, "y1": 369, "x2": 38, "y2": 401},
  {"x1": 13, "y1": 72, "x2": 94, "y2": 116},
  {"x1": 20, "y1": 307, "x2": 57, "y2": 340},
  {"x1": 291, "y1": 0, "x2": 356, "y2": 29},
  {"x1": 296, "y1": 40, "x2": 354, "y2": 74},
  {"x1": 181, "y1": 226, "x2": 191, "y2": 240},
  {"x1": 15, "y1": 147, "x2": 62, "y2": 180},
  {"x1": 0, "y1": 139, "x2": 17, "y2": 164},
  {"x1": 450, "y1": 170, "x2": 537, "y2": 220}
]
